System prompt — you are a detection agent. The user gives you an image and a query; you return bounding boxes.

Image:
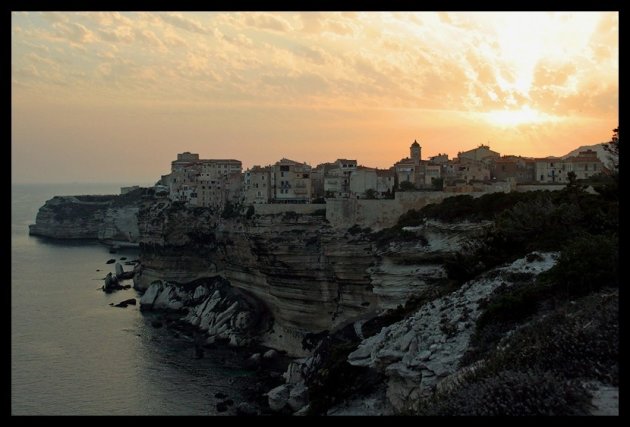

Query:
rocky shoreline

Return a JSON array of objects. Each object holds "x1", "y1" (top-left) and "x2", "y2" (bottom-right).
[{"x1": 31, "y1": 189, "x2": 619, "y2": 416}]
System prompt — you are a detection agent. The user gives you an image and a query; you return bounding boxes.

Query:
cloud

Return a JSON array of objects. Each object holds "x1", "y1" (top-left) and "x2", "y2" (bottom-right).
[
  {"x1": 97, "y1": 26, "x2": 134, "y2": 43},
  {"x1": 159, "y1": 12, "x2": 207, "y2": 34},
  {"x1": 244, "y1": 13, "x2": 292, "y2": 32}
]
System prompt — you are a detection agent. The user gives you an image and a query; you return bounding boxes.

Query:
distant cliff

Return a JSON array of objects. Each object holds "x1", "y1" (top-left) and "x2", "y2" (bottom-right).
[{"x1": 29, "y1": 189, "x2": 148, "y2": 244}]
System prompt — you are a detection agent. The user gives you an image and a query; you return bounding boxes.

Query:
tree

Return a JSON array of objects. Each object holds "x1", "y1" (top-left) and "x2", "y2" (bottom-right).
[
  {"x1": 602, "y1": 127, "x2": 619, "y2": 172},
  {"x1": 365, "y1": 188, "x2": 378, "y2": 199},
  {"x1": 399, "y1": 181, "x2": 416, "y2": 191},
  {"x1": 431, "y1": 177, "x2": 444, "y2": 191}
]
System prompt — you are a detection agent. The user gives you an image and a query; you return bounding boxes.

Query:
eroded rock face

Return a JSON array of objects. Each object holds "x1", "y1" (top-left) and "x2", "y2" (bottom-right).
[
  {"x1": 29, "y1": 191, "x2": 145, "y2": 242},
  {"x1": 134, "y1": 201, "x2": 494, "y2": 356},
  {"x1": 139, "y1": 277, "x2": 270, "y2": 347},
  {"x1": 347, "y1": 252, "x2": 559, "y2": 413}
]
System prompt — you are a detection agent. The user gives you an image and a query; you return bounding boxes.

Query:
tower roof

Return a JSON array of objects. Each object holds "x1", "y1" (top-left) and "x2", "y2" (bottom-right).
[{"x1": 411, "y1": 140, "x2": 420, "y2": 147}]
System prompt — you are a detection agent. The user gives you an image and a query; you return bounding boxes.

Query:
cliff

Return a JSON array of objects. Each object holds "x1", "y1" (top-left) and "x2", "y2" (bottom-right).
[
  {"x1": 133, "y1": 200, "x2": 488, "y2": 356},
  {"x1": 29, "y1": 189, "x2": 147, "y2": 243}
]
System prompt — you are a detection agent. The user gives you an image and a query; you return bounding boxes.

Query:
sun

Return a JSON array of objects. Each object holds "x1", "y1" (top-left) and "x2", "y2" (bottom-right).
[{"x1": 484, "y1": 105, "x2": 557, "y2": 127}]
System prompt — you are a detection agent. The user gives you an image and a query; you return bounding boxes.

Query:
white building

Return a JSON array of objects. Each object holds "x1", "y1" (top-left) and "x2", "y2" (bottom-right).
[{"x1": 272, "y1": 158, "x2": 312, "y2": 203}]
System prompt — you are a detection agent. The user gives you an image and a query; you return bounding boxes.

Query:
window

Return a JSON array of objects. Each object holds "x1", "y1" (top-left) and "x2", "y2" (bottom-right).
[
  {"x1": 281, "y1": 171, "x2": 285, "y2": 177},
  {"x1": 280, "y1": 165, "x2": 290, "y2": 172}
]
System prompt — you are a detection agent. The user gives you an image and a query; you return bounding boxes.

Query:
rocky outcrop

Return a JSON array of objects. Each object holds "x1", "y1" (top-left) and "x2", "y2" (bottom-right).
[
  {"x1": 139, "y1": 278, "x2": 271, "y2": 348},
  {"x1": 370, "y1": 220, "x2": 491, "y2": 309},
  {"x1": 347, "y1": 252, "x2": 559, "y2": 413},
  {"x1": 29, "y1": 190, "x2": 147, "y2": 243}
]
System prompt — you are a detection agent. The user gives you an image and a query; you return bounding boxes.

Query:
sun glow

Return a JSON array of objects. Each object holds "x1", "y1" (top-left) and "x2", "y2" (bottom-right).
[{"x1": 484, "y1": 106, "x2": 558, "y2": 127}]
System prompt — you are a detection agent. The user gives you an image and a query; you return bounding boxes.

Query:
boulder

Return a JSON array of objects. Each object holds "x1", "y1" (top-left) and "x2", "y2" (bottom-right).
[
  {"x1": 106, "y1": 259, "x2": 116, "y2": 264},
  {"x1": 267, "y1": 384, "x2": 290, "y2": 412},
  {"x1": 245, "y1": 353, "x2": 261, "y2": 369},
  {"x1": 236, "y1": 402, "x2": 259, "y2": 416},
  {"x1": 214, "y1": 392, "x2": 227, "y2": 399},
  {"x1": 288, "y1": 383, "x2": 309, "y2": 411},
  {"x1": 151, "y1": 320, "x2": 163, "y2": 328},
  {"x1": 115, "y1": 263, "x2": 124, "y2": 277},
  {"x1": 114, "y1": 298, "x2": 136, "y2": 308},
  {"x1": 263, "y1": 349, "x2": 278, "y2": 360}
]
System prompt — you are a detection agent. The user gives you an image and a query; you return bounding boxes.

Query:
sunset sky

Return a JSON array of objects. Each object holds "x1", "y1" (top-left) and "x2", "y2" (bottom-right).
[{"x1": 12, "y1": 12, "x2": 618, "y2": 184}]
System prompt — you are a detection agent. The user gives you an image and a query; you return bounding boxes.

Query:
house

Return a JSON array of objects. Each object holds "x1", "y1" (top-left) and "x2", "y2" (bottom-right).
[
  {"x1": 271, "y1": 158, "x2": 312, "y2": 203},
  {"x1": 243, "y1": 165, "x2": 272, "y2": 204}
]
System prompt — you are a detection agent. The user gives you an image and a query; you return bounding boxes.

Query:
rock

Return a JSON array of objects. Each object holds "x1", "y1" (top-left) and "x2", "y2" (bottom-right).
[
  {"x1": 120, "y1": 257, "x2": 127, "y2": 260},
  {"x1": 151, "y1": 320, "x2": 163, "y2": 328},
  {"x1": 224, "y1": 399, "x2": 234, "y2": 406},
  {"x1": 193, "y1": 285, "x2": 210, "y2": 300},
  {"x1": 115, "y1": 263, "x2": 124, "y2": 277},
  {"x1": 216, "y1": 402, "x2": 228, "y2": 413},
  {"x1": 287, "y1": 383, "x2": 309, "y2": 411},
  {"x1": 113, "y1": 298, "x2": 136, "y2": 308},
  {"x1": 293, "y1": 404, "x2": 311, "y2": 416},
  {"x1": 245, "y1": 353, "x2": 261, "y2": 369},
  {"x1": 263, "y1": 349, "x2": 278, "y2": 360},
  {"x1": 103, "y1": 272, "x2": 120, "y2": 292},
  {"x1": 235, "y1": 402, "x2": 258, "y2": 416},
  {"x1": 267, "y1": 384, "x2": 290, "y2": 412},
  {"x1": 283, "y1": 361, "x2": 305, "y2": 384},
  {"x1": 214, "y1": 392, "x2": 227, "y2": 399},
  {"x1": 96, "y1": 269, "x2": 101, "y2": 272},
  {"x1": 106, "y1": 259, "x2": 116, "y2": 264}
]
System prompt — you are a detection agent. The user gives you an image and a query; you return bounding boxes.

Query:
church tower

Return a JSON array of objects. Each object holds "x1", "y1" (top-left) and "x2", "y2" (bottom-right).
[{"x1": 410, "y1": 140, "x2": 421, "y2": 165}]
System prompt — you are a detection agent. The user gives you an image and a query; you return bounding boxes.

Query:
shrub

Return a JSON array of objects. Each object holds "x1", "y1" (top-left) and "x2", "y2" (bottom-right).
[
  {"x1": 420, "y1": 370, "x2": 592, "y2": 415},
  {"x1": 540, "y1": 234, "x2": 618, "y2": 296}
]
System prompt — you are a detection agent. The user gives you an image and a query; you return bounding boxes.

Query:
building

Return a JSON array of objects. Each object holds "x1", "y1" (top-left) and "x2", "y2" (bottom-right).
[
  {"x1": 243, "y1": 165, "x2": 272, "y2": 205},
  {"x1": 163, "y1": 153, "x2": 243, "y2": 209},
  {"x1": 394, "y1": 140, "x2": 441, "y2": 189},
  {"x1": 349, "y1": 167, "x2": 396, "y2": 198},
  {"x1": 534, "y1": 150, "x2": 603, "y2": 183},
  {"x1": 491, "y1": 156, "x2": 536, "y2": 183},
  {"x1": 458, "y1": 144, "x2": 500, "y2": 163},
  {"x1": 271, "y1": 158, "x2": 312, "y2": 203},
  {"x1": 445, "y1": 158, "x2": 490, "y2": 183},
  {"x1": 429, "y1": 153, "x2": 449, "y2": 164},
  {"x1": 171, "y1": 152, "x2": 200, "y2": 172},
  {"x1": 567, "y1": 149, "x2": 604, "y2": 180}
]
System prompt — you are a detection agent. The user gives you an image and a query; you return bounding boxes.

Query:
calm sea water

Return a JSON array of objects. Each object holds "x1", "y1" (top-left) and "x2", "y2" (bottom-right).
[{"x1": 11, "y1": 183, "x2": 255, "y2": 415}]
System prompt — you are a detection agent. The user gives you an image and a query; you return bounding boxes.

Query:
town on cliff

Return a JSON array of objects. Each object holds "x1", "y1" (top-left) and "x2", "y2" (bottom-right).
[
  {"x1": 27, "y1": 136, "x2": 618, "y2": 416},
  {"x1": 145, "y1": 141, "x2": 607, "y2": 214}
]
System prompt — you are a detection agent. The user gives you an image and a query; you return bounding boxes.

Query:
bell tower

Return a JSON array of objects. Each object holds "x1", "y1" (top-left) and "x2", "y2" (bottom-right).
[{"x1": 410, "y1": 140, "x2": 421, "y2": 165}]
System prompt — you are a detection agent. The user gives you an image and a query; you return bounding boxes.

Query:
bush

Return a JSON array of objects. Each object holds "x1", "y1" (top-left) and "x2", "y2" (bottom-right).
[
  {"x1": 221, "y1": 202, "x2": 239, "y2": 219},
  {"x1": 399, "y1": 181, "x2": 416, "y2": 191},
  {"x1": 245, "y1": 205, "x2": 255, "y2": 219},
  {"x1": 540, "y1": 234, "x2": 619, "y2": 296},
  {"x1": 420, "y1": 370, "x2": 592, "y2": 415}
]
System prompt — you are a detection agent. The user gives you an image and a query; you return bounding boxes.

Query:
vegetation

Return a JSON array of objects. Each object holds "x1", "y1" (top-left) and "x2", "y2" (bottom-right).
[
  {"x1": 221, "y1": 201, "x2": 240, "y2": 219},
  {"x1": 398, "y1": 180, "x2": 416, "y2": 191},
  {"x1": 245, "y1": 205, "x2": 255, "y2": 219},
  {"x1": 364, "y1": 188, "x2": 378, "y2": 199}
]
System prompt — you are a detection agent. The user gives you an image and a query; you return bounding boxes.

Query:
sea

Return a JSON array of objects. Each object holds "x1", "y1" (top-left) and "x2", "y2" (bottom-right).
[{"x1": 11, "y1": 183, "x2": 257, "y2": 416}]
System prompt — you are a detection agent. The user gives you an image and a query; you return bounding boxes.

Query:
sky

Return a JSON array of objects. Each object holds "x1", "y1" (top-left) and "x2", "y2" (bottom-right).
[{"x1": 12, "y1": 12, "x2": 618, "y2": 184}]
